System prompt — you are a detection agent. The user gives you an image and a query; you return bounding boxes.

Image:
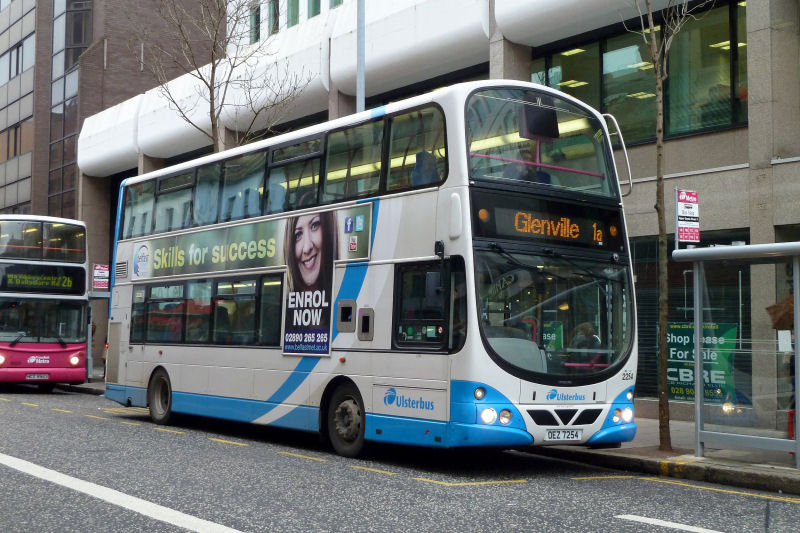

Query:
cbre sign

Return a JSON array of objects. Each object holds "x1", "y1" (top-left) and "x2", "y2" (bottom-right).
[{"x1": 676, "y1": 188, "x2": 700, "y2": 243}]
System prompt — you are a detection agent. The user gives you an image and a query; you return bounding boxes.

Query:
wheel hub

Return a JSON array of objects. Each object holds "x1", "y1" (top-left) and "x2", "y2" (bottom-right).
[{"x1": 334, "y1": 399, "x2": 361, "y2": 442}]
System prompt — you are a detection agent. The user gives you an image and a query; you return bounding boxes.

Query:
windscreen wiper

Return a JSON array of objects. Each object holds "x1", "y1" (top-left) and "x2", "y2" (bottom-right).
[
  {"x1": 55, "y1": 333, "x2": 68, "y2": 348},
  {"x1": 543, "y1": 247, "x2": 622, "y2": 283},
  {"x1": 9, "y1": 331, "x2": 28, "y2": 347}
]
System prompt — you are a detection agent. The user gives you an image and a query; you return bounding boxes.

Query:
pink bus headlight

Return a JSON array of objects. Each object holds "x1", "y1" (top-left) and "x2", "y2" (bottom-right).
[
  {"x1": 69, "y1": 353, "x2": 83, "y2": 366},
  {"x1": 0, "y1": 354, "x2": 5, "y2": 366}
]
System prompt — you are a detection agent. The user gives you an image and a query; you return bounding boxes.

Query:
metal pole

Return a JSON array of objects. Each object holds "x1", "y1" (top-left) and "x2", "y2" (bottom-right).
[
  {"x1": 793, "y1": 257, "x2": 800, "y2": 466},
  {"x1": 356, "y1": 0, "x2": 365, "y2": 112},
  {"x1": 694, "y1": 261, "x2": 705, "y2": 457}
]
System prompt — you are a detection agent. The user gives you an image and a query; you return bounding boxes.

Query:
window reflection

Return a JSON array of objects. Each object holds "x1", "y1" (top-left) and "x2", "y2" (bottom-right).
[
  {"x1": 548, "y1": 43, "x2": 600, "y2": 109},
  {"x1": 603, "y1": 33, "x2": 656, "y2": 144}
]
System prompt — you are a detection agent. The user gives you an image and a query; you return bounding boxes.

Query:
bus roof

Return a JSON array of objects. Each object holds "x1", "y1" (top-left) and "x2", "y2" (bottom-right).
[
  {"x1": 119, "y1": 79, "x2": 581, "y2": 190},
  {"x1": 0, "y1": 214, "x2": 87, "y2": 228}
]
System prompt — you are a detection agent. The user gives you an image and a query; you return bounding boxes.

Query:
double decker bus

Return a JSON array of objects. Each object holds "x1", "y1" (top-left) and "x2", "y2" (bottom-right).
[
  {"x1": 106, "y1": 80, "x2": 636, "y2": 456},
  {"x1": 0, "y1": 215, "x2": 89, "y2": 391}
]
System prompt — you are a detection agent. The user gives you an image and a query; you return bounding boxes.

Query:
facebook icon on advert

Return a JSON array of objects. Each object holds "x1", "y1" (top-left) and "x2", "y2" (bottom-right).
[{"x1": 344, "y1": 217, "x2": 354, "y2": 233}]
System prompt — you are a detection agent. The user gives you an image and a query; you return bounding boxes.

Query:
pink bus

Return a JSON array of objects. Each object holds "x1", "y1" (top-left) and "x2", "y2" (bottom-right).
[{"x1": 0, "y1": 216, "x2": 89, "y2": 391}]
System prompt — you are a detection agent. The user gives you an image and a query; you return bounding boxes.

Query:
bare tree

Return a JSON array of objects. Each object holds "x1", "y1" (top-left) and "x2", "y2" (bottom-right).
[
  {"x1": 136, "y1": 0, "x2": 311, "y2": 152},
  {"x1": 627, "y1": 0, "x2": 714, "y2": 451}
]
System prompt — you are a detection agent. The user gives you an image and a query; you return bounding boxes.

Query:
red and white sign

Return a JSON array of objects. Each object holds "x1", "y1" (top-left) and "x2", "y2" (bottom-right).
[
  {"x1": 93, "y1": 264, "x2": 110, "y2": 289},
  {"x1": 676, "y1": 189, "x2": 700, "y2": 243}
]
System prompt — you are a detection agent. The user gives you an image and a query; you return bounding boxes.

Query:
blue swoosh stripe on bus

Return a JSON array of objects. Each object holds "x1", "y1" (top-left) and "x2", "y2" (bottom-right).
[
  {"x1": 370, "y1": 106, "x2": 386, "y2": 119},
  {"x1": 109, "y1": 179, "x2": 130, "y2": 313},
  {"x1": 263, "y1": 355, "x2": 321, "y2": 407}
]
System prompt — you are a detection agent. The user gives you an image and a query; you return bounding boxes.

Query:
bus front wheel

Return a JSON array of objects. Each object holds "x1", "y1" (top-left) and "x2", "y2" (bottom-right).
[
  {"x1": 327, "y1": 383, "x2": 365, "y2": 457},
  {"x1": 147, "y1": 368, "x2": 173, "y2": 425}
]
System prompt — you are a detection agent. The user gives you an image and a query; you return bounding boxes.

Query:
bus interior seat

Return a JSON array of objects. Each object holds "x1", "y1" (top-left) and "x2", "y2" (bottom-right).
[{"x1": 411, "y1": 151, "x2": 438, "y2": 186}]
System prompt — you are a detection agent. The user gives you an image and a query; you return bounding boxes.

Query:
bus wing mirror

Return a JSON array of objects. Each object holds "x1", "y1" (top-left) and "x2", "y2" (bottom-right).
[{"x1": 603, "y1": 113, "x2": 633, "y2": 197}]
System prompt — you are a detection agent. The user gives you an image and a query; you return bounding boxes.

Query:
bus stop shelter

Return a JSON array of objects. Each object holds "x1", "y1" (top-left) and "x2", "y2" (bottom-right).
[{"x1": 673, "y1": 242, "x2": 800, "y2": 467}]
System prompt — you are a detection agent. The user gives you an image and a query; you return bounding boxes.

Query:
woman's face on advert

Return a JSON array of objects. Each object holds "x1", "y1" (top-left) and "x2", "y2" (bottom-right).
[{"x1": 293, "y1": 214, "x2": 323, "y2": 287}]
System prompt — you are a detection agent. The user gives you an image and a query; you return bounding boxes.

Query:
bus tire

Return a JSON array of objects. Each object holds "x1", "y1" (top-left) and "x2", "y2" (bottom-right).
[
  {"x1": 327, "y1": 382, "x2": 365, "y2": 457},
  {"x1": 147, "y1": 368, "x2": 173, "y2": 425}
]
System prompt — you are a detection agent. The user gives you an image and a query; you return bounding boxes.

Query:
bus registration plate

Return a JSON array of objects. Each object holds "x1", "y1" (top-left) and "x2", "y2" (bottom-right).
[
  {"x1": 545, "y1": 429, "x2": 582, "y2": 442},
  {"x1": 25, "y1": 374, "x2": 49, "y2": 380}
]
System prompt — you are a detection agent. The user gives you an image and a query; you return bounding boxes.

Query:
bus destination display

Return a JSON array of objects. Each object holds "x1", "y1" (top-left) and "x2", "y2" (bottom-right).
[
  {"x1": 0, "y1": 264, "x2": 85, "y2": 295},
  {"x1": 473, "y1": 191, "x2": 625, "y2": 251}
]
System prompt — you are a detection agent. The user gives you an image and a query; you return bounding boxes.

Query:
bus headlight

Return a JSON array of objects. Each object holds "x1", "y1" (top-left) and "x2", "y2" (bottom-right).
[
  {"x1": 69, "y1": 355, "x2": 81, "y2": 366},
  {"x1": 474, "y1": 387, "x2": 486, "y2": 400},
  {"x1": 498, "y1": 409, "x2": 512, "y2": 425},
  {"x1": 480, "y1": 407, "x2": 497, "y2": 424},
  {"x1": 0, "y1": 354, "x2": 5, "y2": 366},
  {"x1": 613, "y1": 409, "x2": 622, "y2": 423},
  {"x1": 621, "y1": 407, "x2": 633, "y2": 423},
  {"x1": 626, "y1": 389, "x2": 634, "y2": 401}
]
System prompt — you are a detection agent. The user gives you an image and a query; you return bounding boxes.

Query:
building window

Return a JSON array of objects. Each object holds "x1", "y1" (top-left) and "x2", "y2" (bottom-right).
[
  {"x1": 249, "y1": 3, "x2": 261, "y2": 44},
  {"x1": 548, "y1": 42, "x2": 600, "y2": 110},
  {"x1": 0, "y1": 119, "x2": 34, "y2": 162},
  {"x1": 331, "y1": 0, "x2": 343, "y2": 7},
  {"x1": 667, "y1": 5, "x2": 733, "y2": 135},
  {"x1": 49, "y1": 2, "x2": 93, "y2": 219},
  {"x1": 268, "y1": 0, "x2": 279, "y2": 35},
  {"x1": 531, "y1": 2, "x2": 746, "y2": 145},
  {"x1": 288, "y1": 0, "x2": 299, "y2": 27},
  {"x1": 308, "y1": 0, "x2": 320, "y2": 18},
  {"x1": 603, "y1": 32, "x2": 656, "y2": 144}
]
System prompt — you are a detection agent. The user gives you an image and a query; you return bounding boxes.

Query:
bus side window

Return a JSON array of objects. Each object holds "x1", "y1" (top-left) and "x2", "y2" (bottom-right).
[
  {"x1": 285, "y1": 158, "x2": 320, "y2": 209},
  {"x1": 387, "y1": 107, "x2": 447, "y2": 191},
  {"x1": 154, "y1": 172, "x2": 193, "y2": 233},
  {"x1": 193, "y1": 163, "x2": 221, "y2": 226},
  {"x1": 122, "y1": 181, "x2": 155, "y2": 239},
  {"x1": 221, "y1": 152, "x2": 266, "y2": 221},
  {"x1": 264, "y1": 167, "x2": 287, "y2": 214},
  {"x1": 323, "y1": 120, "x2": 382, "y2": 203},
  {"x1": 258, "y1": 275, "x2": 283, "y2": 345}
]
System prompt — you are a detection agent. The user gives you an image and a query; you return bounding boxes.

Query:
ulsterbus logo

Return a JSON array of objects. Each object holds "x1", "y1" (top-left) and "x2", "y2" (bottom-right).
[
  {"x1": 546, "y1": 388, "x2": 586, "y2": 401},
  {"x1": 133, "y1": 244, "x2": 150, "y2": 277},
  {"x1": 383, "y1": 387, "x2": 434, "y2": 411},
  {"x1": 384, "y1": 387, "x2": 397, "y2": 406},
  {"x1": 27, "y1": 356, "x2": 50, "y2": 364}
]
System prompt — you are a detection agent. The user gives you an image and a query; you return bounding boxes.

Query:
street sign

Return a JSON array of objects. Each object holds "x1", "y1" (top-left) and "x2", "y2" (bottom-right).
[
  {"x1": 93, "y1": 264, "x2": 109, "y2": 289},
  {"x1": 676, "y1": 188, "x2": 700, "y2": 244}
]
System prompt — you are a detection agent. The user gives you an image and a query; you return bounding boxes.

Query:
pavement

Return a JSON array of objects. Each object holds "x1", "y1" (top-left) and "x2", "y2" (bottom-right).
[{"x1": 58, "y1": 375, "x2": 800, "y2": 496}]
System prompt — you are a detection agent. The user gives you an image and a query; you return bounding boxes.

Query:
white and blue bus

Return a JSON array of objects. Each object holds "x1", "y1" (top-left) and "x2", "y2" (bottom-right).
[{"x1": 105, "y1": 80, "x2": 637, "y2": 456}]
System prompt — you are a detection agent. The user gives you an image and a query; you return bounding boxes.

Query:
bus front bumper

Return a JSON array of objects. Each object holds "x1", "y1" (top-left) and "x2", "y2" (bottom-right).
[{"x1": 0, "y1": 367, "x2": 86, "y2": 383}]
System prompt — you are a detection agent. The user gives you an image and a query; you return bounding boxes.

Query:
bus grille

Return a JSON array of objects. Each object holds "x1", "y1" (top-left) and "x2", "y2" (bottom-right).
[
  {"x1": 115, "y1": 261, "x2": 128, "y2": 280},
  {"x1": 527, "y1": 408, "x2": 602, "y2": 426}
]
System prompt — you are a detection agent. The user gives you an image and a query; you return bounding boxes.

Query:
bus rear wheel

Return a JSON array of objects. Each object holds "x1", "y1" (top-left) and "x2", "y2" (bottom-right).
[
  {"x1": 327, "y1": 383, "x2": 365, "y2": 457},
  {"x1": 147, "y1": 368, "x2": 173, "y2": 425}
]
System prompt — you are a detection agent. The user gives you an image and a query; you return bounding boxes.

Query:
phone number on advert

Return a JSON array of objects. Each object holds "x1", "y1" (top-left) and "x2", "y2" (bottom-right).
[{"x1": 284, "y1": 332, "x2": 328, "y2": 343}]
